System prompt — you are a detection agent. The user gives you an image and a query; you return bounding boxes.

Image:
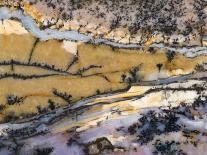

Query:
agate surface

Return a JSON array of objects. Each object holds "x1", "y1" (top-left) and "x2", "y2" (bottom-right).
[{"x1": 0, "y1": 0, "x2": 207, "y2": 155}]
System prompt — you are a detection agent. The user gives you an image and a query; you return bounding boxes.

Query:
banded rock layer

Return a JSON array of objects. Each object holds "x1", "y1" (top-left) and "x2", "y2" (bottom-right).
[{"x1": 0, "y1": 1, "x2": 207, "y2": 155}]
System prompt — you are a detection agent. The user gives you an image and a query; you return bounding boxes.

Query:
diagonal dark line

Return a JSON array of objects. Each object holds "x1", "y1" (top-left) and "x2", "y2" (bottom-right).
[
  {"x1": 28, "y1": 38, "x2": 39, "y2": 64},
  {"x1": 66, "y1": 56, "x2": 78, "y2": 71}
]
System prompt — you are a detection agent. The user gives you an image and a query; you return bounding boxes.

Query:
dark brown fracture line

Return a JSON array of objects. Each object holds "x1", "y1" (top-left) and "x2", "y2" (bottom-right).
[
  {"x1": 66, "y1": 56, "x2": 78, "y2": 71},
  {"x1": 28, "y1": 38, "x2": 39, "y2": 64},
  {"x1": 0, "y1": 73, "x2": 62, "y2": 80},
  {"x1": 79, "y1": 70, "x2": 121, "y2": 78},
  {"x1": 99, "y1": 75, "x2": 111, "y2": 82},
  {"x1": 75, "y1": 65, "x2": 102, "y2": 75},
  {"x1": 130, "y1": 74, "x2": 192, "y2": 86},
  {"x1": 0, "y1": 60, "x2": 71, "y2": 75},
  {"x1": 11, "y1": 59, "x2": 14, "y2": 71}
]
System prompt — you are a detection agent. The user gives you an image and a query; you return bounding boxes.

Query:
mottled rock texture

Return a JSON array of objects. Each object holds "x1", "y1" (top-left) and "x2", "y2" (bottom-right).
[
  {"x1": 0, "y1": 1, "x2": 207, "y2": 155},
  {"x1": 1, "y1": 0, "x2": 207, "y2": 45}
]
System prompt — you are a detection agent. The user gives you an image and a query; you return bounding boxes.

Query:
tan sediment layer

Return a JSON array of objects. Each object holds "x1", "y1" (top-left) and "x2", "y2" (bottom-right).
[{"x1": 0, "y1": 31, "x2": 206, "y2": 122}]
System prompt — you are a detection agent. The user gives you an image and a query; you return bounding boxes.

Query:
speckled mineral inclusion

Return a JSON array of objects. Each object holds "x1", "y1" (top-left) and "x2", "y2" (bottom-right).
[{"x1": 1, "y1": 0, "x2": 207, "y2": 46}]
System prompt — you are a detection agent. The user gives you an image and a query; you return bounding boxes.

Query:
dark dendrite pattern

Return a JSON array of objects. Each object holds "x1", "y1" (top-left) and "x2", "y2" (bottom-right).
[{"x1": 127, "y1": 95, "x2": 207, "y2": 153}]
